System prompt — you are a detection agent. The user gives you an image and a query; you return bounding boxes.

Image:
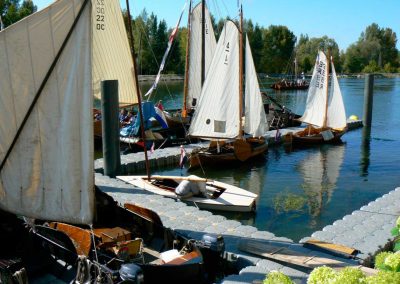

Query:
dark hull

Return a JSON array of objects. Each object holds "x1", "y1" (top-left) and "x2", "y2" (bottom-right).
[
  {"x1": 270, "y1": 83, "x2": 309, "y2": 90},
  {"x1": 189, "y1": 138, "x2": 267, "y2": 170},
  {"x1": 0, "y1": 189, "x2": 205, "y2": 283}
]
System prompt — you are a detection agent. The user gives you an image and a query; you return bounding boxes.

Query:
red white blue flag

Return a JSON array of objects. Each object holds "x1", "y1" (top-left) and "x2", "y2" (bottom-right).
[{"x1": 145, "y1": 1, "x2": 187, "y2": 98}]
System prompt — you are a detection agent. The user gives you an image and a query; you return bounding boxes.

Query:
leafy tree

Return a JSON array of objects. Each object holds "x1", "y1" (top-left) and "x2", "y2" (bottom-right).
[
  {"x1": 296, "y1": 36, "x2": 341, "y2": 73},
  {"x1": 0, "y1": 0, "x2": 36, "y2": 28},
  {"x1": 261, "y1": 25, "x2": 296, "y2": 74}
]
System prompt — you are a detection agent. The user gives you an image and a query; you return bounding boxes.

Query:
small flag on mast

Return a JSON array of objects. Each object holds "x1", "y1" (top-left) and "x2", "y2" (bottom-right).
[{"x1": 179, "y1": 145, "x2": 187, "y2": 169}]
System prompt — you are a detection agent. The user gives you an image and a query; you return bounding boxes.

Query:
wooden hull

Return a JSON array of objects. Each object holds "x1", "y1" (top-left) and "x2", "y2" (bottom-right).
[
  {"x1": 290, "y1": 127, "x2": 346, "y2": 146},
  {"x1": 0, "y1": 190, "x2": 206, "y2": 283},
  {"x1": 117, "y1": 175, "x2": 257, "y2": 212},
  {"x1": 189, "y1": 138, "x2": 268, "y2": 171},
  {"x1": 163, "y1": 109, "x2": 191, "y2": 128},
  {"x1": 270, "y1": 82, "x2": 309, "y2": 90}
]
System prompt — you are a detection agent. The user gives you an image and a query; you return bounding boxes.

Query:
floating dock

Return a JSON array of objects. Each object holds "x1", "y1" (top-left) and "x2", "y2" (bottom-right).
[
  {"x1": 95, "y1": 120, "x2": 363, "y2": 174},
  {"x1": 95, "y1": 119, "x2": 398, "y2": 283}
]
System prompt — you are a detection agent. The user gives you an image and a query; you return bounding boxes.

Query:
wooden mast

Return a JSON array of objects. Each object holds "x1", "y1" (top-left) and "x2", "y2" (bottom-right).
[
  {"x1": 238, "y1": 4, "x2": 244, "y2": 139},
  {"x1": 323, "y1": 48, "x2": 330, "y2": 129},
  {"x1": 126, "y1": 0, "x2": 151, "y2": 180},
  {"x1": 182, "y1": 0, "x2": 192, "y2": 117},
  {"x1": 201, "y1": 0, "x2": 206, "y2": 86}
]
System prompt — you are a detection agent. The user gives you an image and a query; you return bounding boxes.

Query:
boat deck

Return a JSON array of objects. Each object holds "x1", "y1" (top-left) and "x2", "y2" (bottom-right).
[{"x1": 95, "y1": 171, "x2": 399, "y2": 283}]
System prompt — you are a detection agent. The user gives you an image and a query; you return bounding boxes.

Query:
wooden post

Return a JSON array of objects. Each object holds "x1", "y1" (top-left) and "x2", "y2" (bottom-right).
[
  {"x1": 363, "y1": 74, "x2": 374, "y2": 128},
  {"x1": 101, "y1": 80, "x2": 121, "y2": 178}
]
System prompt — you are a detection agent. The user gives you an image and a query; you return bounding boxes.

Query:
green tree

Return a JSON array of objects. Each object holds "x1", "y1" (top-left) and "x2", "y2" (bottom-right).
[
  {"x1": 1, "y1": 0, "x2": 36, "y2": 28},
  {"x1": 261, "y1": 25, "x2": 296, "y2": 74},
  {"x1": 342, "y1": 23, "x2": 399, "y2": 73},
  {"x1": 296, "y1": 36, "x2": 341, "y2": 73}
]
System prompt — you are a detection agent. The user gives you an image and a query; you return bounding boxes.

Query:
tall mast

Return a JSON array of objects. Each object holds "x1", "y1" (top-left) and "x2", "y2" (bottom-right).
[
  {"x1": 238, "y1": 4, "x2": 243, "y2": 139},
  {"x1": 182, "y1": 0, "x2": 192, "y2": 117},
  {"x1": 201, "y1": 0, "x2": 206, "y2": 86},
  {"x1": 323, "y1": 48, "x2": 330, "y2": 128},
  {"x1": 126, "y1": 0, "x2": 151, "y2": 180}
]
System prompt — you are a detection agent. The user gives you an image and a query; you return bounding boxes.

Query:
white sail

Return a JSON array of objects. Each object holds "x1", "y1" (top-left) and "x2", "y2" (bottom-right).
[
  {"x1": 327, "y1": 60, "x2": 347, "y2": 130},
  {"x1": 0, "y1": 0, "x2": 94, "y2": 224},
  {"x1": 189, "y1": 20, "x2": 240, "y2": 139},
  {"x1": 244, "y1": 36, "x2": 268, "y2": 137},
  {"x1": 92, "y1": 0, "x2": 138, "y2": 105},
  {"x1": 298, "y1": 51, "x2": 328, "y2": 127},
  {"x1": 186, "y1": 2, "x2": 217, "y2": 109}
]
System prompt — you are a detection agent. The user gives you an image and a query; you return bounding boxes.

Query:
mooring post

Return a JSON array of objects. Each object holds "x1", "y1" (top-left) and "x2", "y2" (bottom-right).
[
  {"x1": 363, "y1": 74, "x2": 374, "y2": 128},
  {"x1": 101, "y1": 80, "x2": 121, "y2": 178}
]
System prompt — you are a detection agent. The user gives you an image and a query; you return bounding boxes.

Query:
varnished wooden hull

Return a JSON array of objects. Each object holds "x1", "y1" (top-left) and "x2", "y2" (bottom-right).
[
  {"x1": 189, "y1": 138, "x2": 268, "y2": 170},
  {"x1": 290, "y1": 128, "x2": 346, "y2": 146}
]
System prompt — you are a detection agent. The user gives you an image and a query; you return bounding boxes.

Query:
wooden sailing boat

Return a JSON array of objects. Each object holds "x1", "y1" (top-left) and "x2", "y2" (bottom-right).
[
  {"x1": 291, "y1": 50, "x2": 347, "y2": 145},
  {"x1": 117, "y1": 4, "x2": 257, "y2": 213},
  {"x1": 188, "y1": 7, "x2": 268, "y2": 170},
  {"x1": 270, "y1": 56, "x2": 309, "y2": 90},
  {"x1": 163, "y1": 0, "x2": 217, "y2": 127},
  {"x1": 0, "y1": 0, "x2": 204, "y2": 282}
]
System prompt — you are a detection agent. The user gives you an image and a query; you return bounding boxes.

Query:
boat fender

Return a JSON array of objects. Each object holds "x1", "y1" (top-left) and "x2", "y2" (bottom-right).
[
  {"x1": 349, "y1": 115, "x2": 358, "y2": 121},
  {"x1": 119, "y1": 263, "x2": 144, "y2": 283}
]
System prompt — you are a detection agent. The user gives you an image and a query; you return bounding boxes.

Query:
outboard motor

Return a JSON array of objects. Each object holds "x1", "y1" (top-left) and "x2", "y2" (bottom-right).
[
  {"x1": 118, "y1": 263, "x2": 144, "y2": 284},
  {"x1": 196, "y1": 234, "x2": 225, "y2": 282}
]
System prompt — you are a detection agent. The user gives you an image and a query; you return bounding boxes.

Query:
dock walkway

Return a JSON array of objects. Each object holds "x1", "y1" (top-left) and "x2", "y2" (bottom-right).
[{"x1": 94, "y1": 119, "x2": 399, "y2": 283}]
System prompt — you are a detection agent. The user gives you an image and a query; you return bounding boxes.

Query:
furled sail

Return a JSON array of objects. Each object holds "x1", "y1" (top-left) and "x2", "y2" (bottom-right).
[
  {"x1": 327, "y1": 60, "x2": 347, "y2": 130},
  {"x1": 244, "y1": 36, "x2": 268, "y2": 137},
  {"x1": 186, "y1": 2, "x2": 217, "y2": 109},
  {"x1": 92, "y1": 0, "x2": 138, "y2": 106},
  {"x1": 189, "y1": 20, "x2": 239, "y2": 139},
  {"x1": 298, "y1": 51, "x2": 328, "y2": 127},
  {"x1": 0, "y1": 0, "x2": 94, "y2": 224}
]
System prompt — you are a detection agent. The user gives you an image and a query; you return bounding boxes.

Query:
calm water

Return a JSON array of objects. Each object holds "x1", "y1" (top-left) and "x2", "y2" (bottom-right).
[{"x1": 134, "y1": 77, "x2": 400, "y2": 241}]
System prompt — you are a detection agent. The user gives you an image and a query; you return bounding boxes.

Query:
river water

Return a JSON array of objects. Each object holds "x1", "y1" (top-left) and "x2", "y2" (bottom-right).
[{"x1": 132, "y1": 77, "x2": 400, "y2": 241}]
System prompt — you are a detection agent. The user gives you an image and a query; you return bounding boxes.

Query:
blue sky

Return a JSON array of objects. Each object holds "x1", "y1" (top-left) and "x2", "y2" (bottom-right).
[{"x1": 34, "y1": 0, "x2": 400, "y2": 51}]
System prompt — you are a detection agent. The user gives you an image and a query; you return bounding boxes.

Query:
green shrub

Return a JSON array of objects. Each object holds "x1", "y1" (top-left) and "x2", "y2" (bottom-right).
[
  {"x1": 263, "y1": 271, "x2": 294, "y2": 284},
  {"x1": 307, "y1": 266, "x2": 337, "y2": 284}
]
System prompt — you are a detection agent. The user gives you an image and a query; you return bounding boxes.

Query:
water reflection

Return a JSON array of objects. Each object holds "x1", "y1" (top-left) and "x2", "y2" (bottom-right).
[
  {"x1": 360, "y1": 127, "x2": 371, "y2": 177},
  {"x1": 297, "y1": 145, "x2": 345, "y2": 226}
]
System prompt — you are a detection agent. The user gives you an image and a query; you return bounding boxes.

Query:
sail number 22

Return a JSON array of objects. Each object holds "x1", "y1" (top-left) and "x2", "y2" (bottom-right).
[{"x1": 95, "y1": 0, "x2": 105, "y2": 31}]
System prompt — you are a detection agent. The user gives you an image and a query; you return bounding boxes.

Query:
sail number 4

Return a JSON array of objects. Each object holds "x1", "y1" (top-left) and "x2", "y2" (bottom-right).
[{"x1": 96, "y1": 0, "x2": 105, "y2": 31}]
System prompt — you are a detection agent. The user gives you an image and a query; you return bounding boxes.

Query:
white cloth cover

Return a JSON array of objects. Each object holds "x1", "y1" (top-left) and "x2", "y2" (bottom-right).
[
  {"x1": 92, "y1": 0, "x2": 138, "y2": 106},
  {"x1": 327, "y1": 61, "x2": 347, "y2": 130},
  {"x1": 186, "y1": 2, "x2": 217, "y2": 109},
  {"x1": 298, "y1": 51, "x2": 328, "y2": 127},
  {"x1": 189, "y1": 20, "x2": 240, "y2": 139},
  {"x1": 244, "y1": 36, "x2": 268, "y2": 137},
  {"x1": 0, "y1": 0, "x2": 94, "y2": 224}
]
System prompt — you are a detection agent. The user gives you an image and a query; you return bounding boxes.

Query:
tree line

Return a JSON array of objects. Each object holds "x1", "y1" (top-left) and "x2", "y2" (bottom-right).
[
  {"x1": 126, "y1": 9, "x2": 399, "y2": 75},
  {"x1": 2, "y1": 2, "x2": 399, "y2": 75}
]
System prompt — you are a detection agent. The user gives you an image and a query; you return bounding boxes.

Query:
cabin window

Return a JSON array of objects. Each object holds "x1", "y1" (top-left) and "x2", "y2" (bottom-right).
[{"x1": 214, "y1": 120, "x2": 226, "y2": 133}]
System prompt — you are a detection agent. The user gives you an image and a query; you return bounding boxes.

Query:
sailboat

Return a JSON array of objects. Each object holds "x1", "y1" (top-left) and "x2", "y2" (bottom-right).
[
  {"x1": 270, "y1": 56, "x2": 309, "y2": 90},
  {"x1": 187, "y1": 7, "x2": 268, "y2": 170},
  {"x1": 162, "y1": 0, "x2": 217, "y2": 127},
  {"x1": 290, "y1": 50, "x2": 347, "y2": 145},
  {"x1": 0, "y1": 0, "x2": 205, "y2": 282},
  {"x1": 116, "y1": 4, "x2": 257, "y2": 213}
]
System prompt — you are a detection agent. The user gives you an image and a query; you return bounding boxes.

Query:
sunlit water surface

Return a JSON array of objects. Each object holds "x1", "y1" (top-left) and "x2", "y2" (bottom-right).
[{"x1": 117, "y1": 77, "x2": 400, "y2": 241}]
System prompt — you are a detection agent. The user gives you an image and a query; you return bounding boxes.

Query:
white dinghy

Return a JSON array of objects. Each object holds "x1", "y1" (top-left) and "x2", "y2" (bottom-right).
[{"x1": 117, "y1": 175, "x2": 257, "y2": 212}]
